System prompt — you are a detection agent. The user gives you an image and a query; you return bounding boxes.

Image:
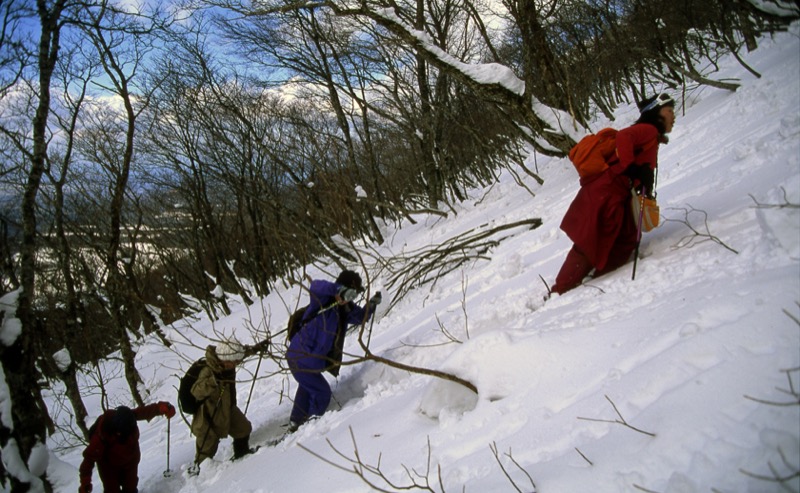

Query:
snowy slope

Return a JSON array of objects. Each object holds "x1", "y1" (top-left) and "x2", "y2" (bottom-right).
[{"x1": 47, "y1": 26, "x2": 799, "y2": 493}]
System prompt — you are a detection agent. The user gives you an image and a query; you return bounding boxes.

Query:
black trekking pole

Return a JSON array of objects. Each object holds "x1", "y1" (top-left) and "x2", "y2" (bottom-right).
[
  {"x1": 365, "y1": 291, "x2": 380, "y2": 348},
  {"x1": 163, "y1": 417, "x2": 172, "y2": 477},
  {"x1": 189, "y1": 389, "x2": 224, "y2": 476},
  {"x1": 631, "y1": 187, "x2": 646, "y2": 281},
  {"x1": 245, "y1": 352, "x2": 264, "y2": 415}
]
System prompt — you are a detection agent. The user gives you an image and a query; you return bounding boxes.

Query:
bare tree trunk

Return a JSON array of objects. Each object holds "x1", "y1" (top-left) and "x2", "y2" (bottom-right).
[
  {"x1": 84, "y1": 3, "x2": 147, "y2": 404},
  {"x1": 414, "y1": 0, "x2": 442, "y2": 207},
  {"x1": 43, "y1": 48, "x2": 93, "y2": 437},
  {"x1": 0, "y1": 2, "x2": 67, "y2": 491}
]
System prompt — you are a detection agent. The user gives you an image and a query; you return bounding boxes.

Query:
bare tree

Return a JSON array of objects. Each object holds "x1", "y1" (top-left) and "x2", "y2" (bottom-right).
[
  {"x1": 213, "y1": 0, "x2": 797, "y2": 153},
  {"x1": 139, "y1": 30, "x2": 277, "y2": 313},
  {"x1": 0, "y1": 0, "x2": 69, "y2": 490},
  {"x1": 36, "y1": 35, "x2": 99, "y2": 441},
  {"x1": 69, "y1": 0, "x2": 173, "y2": 406}
]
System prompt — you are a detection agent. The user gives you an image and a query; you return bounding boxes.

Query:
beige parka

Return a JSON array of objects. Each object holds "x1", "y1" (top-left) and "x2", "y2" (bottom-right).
[{"x1": 190, "y1": 345, "x2": 251, "y2": 454}]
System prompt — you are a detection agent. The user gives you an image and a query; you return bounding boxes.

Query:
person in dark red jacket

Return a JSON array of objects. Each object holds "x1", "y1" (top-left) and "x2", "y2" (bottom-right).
[
  {"x1": 79, "y1": 402, "x2": 175, "y2": 493},
  {"x1": 550, "y1": 93, "x2": 676, "y2": 295}
]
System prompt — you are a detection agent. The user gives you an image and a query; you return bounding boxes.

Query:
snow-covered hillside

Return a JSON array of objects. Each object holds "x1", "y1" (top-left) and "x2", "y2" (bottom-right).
[{"x1": 48, "y1": 26, "x2": 799, "y2": 493}]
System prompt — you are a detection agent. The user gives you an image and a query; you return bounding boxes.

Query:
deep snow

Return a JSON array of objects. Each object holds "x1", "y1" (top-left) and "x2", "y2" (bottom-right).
[{"x1": 44, "y1": 26, "x2": 799, "y2": 493}]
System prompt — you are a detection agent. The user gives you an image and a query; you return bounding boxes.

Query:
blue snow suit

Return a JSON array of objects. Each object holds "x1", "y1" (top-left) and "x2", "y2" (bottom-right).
[{"x1": 287, "y1": 279, "x2": 372, "y2": 424}]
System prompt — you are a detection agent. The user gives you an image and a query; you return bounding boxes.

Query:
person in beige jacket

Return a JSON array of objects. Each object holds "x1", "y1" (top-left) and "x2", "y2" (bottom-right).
[{"x1": 190, "y1": 339, "x2": 256, "y2": 473}]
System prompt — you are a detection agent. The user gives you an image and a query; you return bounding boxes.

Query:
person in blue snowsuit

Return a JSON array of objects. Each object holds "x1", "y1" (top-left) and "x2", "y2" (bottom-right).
[{"x1": 287, "y1": 270, "x2": 381, "y2": 432}]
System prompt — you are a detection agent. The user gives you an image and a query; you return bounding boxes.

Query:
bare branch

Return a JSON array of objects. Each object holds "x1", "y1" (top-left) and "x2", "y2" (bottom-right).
[
  {"x1": 300, "y1": 427, "x2": 443, "y2": 492},
  {"x1": 383, "y1": 219, "x2": 542, "y2": 311},
  {"x1": 738, "y1": 338, "x2": 800, "y2": 490},
  {"x1": 744, "y1": 311, "x2": 799, "y2": 406},
  {"x1": 740, "y1": 454, "x2": 800, "y2": 486},
  {"x1": 355, "y1": 348, "x2": 477, "y2": 395},
  {"x1": 783, "y1": 305, "x2": 800, "y2": 327},
  {"x1": 577, "y1": 395, "x2": 657, "y2": 437},
  {"x1": 664, "y1": 206, "x2": 739, "y2": 254},
  {"x1": 749, "y1": 187, "x2": 800, "y2": 209},
  {"x1": 460, "y1": 271, "x2": 470, "y2": 341},
  {"x1": 490, "y1": 442, "x2": 538, "y2": 493},
  {"x1": 574, "y1": 447, "x2": 593, "y2": 466}
]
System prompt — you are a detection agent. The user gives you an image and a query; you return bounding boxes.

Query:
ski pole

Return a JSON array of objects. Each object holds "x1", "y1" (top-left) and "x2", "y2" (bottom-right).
[
  {"x1": 191, "y1": 388, "x2": 224, "y2": 475},
  {"x1": 366, "y1": 307, "x2": 376, "y2": 349},
  {"x1": 245, "y1": 352, "x2": 263, "y2": 415},
  {"x1": 163, "y1": 417, "x2": 172, "y2": 477},
  {"x1": 632, "y1": 187, "x2": 646, "y2": 281}
]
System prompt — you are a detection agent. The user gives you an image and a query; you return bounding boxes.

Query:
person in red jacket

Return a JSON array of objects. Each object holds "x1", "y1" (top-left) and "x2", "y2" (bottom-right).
[
  {"x1": 550, "y1": 93, "x2": 676, "y2": 295},
  {"x1": 79, "y1": 402, "x2": 175, "y2": 493}
]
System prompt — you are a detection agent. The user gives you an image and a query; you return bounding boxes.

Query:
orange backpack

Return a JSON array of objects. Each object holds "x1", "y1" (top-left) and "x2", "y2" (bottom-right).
[{"x1": 568, "y1": 128, "x2": 619, "y2": 181}]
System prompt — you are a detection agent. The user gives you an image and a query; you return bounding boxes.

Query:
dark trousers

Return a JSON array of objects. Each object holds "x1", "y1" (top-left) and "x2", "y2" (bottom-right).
[
  {"x1": 553, "y1": 243, "x2": 635, "y2": 295},
  {"x1": 97, "y1": 462, "x2": 138, "y2": 493}
]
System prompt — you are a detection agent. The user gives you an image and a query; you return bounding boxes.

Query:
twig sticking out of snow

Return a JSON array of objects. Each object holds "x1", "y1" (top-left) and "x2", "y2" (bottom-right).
[
  {"x1": 574, "y1": 447, "x2": 593, "y2": 466},
  {"x1": 664, "y1": 205, "x2": 739, "y2": 254},
  {"x1": 748, "y1": 187, "x2": 800, "y2": 209},
  {"x1": 489, "y1": 441, "x2": 537, "y2": 493},
  {"x1": 577, "y1": 394, "x2": 657, "y2": 437},
  {"x1": 739, "y1": 307, "x2": 800, "y2": 490}
]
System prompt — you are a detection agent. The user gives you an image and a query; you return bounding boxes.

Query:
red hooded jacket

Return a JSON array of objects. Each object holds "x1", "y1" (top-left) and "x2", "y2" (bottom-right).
[
  {"x1": 560, "y1": 123, "x2": 661, "y2": 270},
  {"x1": 79, "y1": 403, "x2": 163, "y2": 491}
]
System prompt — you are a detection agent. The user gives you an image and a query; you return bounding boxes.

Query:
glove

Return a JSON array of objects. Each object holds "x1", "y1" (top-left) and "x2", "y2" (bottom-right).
[
  {"x1": 254, "y1": 338, "x2": 270, "y2": 352},
  {"x1": 158, "y1": 401, "x2": 176, "y2": 419},
  {"x1": 337, "y1": 286, "x2": 358, "y2": 302},
  {"x1": 368, "y1": 291, "x2": 382, "y2": 307},
  {"x1": 246, "y1": 339, "x2": 270, "y2": 356},
  {"x1": 79, "y1": 481, "x2": 92, "y2": 493}
]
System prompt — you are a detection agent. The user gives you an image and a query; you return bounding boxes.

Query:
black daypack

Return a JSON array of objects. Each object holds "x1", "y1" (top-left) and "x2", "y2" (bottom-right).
[
  {"x1": 286, "y1": 305, "x2": 310, "y2": 342},
  {"x1": 178, "y1": 358, "x2": 206, "y2": 415}
]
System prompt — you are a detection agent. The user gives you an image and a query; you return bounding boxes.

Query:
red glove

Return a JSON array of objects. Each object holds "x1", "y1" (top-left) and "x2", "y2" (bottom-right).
[
  {"x1": 78, "y1": 480, "x2": 92, "y2": 493},
  {"x1": 158, "y1": 401, "x2": 176, "y2": 418}
]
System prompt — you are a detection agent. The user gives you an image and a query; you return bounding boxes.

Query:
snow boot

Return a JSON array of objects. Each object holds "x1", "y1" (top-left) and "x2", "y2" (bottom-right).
[
  {"x1": 287, "y1": 420, "x2": 301, "y2": 434},
  {"x1": 231, "y1": 436, "x2": 258, "y2": 460}
]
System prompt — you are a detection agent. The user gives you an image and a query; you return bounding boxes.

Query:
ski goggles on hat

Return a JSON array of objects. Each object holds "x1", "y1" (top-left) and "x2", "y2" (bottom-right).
[{"x1": 640, "y1": 93, "x2": 674, "y2": 113}]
